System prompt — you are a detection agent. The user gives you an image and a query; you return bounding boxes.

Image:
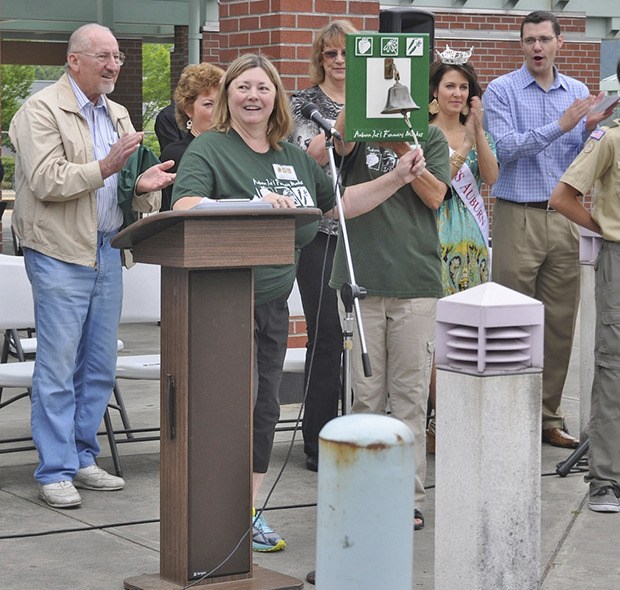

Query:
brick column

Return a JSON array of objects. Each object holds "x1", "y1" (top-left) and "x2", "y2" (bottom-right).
[
  {"x1": 112, "y1": 38, "x2": 144, "y2": 129},
  {"x1": 219, "y1": 0, "x2": 380, "y2": 92},
  {"x1": 201, "y1": 29, "x2": 222, "y2": 69},
  {"x1": 171, "y1": 25, "x2": 189, "y2": 98}
]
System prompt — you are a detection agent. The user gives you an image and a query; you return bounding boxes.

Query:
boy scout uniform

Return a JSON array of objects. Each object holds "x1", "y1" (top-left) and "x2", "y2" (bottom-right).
[{"x1": 560, "y1": 118, "x2": 620, "y2": 496}]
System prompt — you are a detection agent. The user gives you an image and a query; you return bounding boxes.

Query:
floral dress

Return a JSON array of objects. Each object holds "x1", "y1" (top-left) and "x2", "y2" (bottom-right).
[{"x1": 437, "y1": 132, "x2": 496, "y2": 295}]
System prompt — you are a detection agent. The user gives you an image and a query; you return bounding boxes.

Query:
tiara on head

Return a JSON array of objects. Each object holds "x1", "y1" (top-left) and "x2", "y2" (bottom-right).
[{"x1": 436, "y1": 45, "x2": 474, "y2": 65}]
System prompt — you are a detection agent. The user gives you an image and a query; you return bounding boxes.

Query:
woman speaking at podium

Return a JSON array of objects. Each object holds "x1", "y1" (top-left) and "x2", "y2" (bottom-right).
[{"x1": 171, "y1": 53, "x2": 426, "y2": 553}]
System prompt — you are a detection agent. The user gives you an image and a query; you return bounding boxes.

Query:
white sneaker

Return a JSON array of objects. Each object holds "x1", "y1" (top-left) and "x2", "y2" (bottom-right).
[
  {"x1": 38, "y1": 480, "x2": 82, "y2": 508},
  {"x1": 74, "y1": 465, "x2": 125, "y2": 491}
]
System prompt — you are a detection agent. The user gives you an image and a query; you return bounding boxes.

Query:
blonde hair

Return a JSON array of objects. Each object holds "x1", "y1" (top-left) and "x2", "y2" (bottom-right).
[
  {"x1": 211, "y1": 53, "x2": 293, "y2": 150},
  {"x1": 309, "y1": 20, "x2": 358, "y2": 85},
  {"x1": 173, "y1": 62, "x2": 225, "y2": 130}
]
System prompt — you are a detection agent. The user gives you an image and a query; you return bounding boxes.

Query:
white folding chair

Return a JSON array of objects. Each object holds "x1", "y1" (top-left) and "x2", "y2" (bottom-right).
[
  {"x1": 0, "y1": 255, "x2": 38, "y2": 410},
  {"x1": 102, "y1": 263, "x2": 162, "y2": 474}
]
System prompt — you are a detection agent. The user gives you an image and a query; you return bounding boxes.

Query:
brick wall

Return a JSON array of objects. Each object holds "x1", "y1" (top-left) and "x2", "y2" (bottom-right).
[
  {"x1": 218, "y1": 0, "x2": 379, "y2": 92},
  {"x1": 288, "y1": 316, "x2": 308, "y2": 348},
  {"x1": 112, "y1": 38, "x2": 144, "y2": 130},
  {"x1": 201, "y1": 30, "x2": 222, "y2": 69}
]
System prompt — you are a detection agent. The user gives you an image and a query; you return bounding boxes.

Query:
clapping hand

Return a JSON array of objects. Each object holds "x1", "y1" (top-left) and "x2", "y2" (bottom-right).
[{"x1": 136, "y1": 160, "x2": 176, "y2": 194}]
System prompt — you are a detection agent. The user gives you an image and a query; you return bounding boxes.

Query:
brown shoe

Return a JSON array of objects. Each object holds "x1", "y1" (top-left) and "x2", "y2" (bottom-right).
[{"x1": 542, "y1": 428, "x2": 579, "y2": 449}]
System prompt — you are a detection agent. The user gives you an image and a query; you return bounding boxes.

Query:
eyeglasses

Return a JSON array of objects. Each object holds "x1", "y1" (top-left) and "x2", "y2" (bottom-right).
[
  {"x1": 75, "y1": 51, "x2": 126, "y2": 65},
  {"x1": 522, "y1": 36, "x2": 556, "y2": 46},
  {"x1": 322, "y1": 49, "x2": 346, "y2": 60}
]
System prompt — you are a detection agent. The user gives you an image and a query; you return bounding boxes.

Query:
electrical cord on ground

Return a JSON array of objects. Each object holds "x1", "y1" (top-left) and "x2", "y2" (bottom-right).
[
  {"x1": 1, "y1": 463, "x2": 580, "y2": 544},
  {"x1": 0, "y1": 518, "x2": 159, "y2": 540}
]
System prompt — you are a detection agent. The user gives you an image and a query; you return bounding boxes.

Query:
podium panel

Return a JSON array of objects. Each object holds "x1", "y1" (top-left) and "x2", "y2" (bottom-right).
[
  {"x1": 113, "y1": 209, "x2": 316, "y2": 590},
  {"x1": 160, "y1": 268, "x2": 253, "y2": 583}
]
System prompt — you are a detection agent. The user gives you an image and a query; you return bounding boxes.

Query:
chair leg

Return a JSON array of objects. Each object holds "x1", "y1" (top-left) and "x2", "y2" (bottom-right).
[
  {"x1": 103, "y1": 408, "x2": 123, "y2": 478},
  {"x1": 1, "y1": 329, "x2": 12, "y2": 363},
  {"x1": 111, "y1": 381, "x2": 134, "y2": 440}
]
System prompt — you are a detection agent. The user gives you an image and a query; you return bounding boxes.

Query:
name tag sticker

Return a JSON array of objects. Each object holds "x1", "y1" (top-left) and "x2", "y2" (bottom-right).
[{"x1": 273, "y1": 164, "x2": 298, "y2": 181}]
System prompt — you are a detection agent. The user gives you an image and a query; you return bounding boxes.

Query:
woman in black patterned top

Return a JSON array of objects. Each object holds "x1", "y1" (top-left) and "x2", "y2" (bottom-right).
[
  {"x1": 159, "y1": 62, "x2": 224, "y2": 210},
  {"x1": 289, "y1": 20, "x2": 357, "y2": 472}
]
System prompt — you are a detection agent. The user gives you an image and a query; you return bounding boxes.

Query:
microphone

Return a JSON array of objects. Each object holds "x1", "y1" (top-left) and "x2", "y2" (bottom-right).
[{"x1": 300, "y1": 102, "x2": 343, "y2": 140}]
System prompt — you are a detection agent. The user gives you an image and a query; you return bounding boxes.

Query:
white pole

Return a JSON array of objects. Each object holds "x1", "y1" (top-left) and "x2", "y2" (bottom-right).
[
  {"x1": 579, "y1": 263, "x2": 596, "y2": 438},
  {"x1": 316, "y1": 414, "x2": 415, "y2": 590},
  {"x1": 579, "y1": 229, "x2": 602, "y2": 438}
]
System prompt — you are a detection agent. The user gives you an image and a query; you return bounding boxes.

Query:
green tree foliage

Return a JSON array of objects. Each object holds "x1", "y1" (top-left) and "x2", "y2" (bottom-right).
[
  {"x1": 143, "y1": 43, "x2": 172, "y2": 130},
  {"x1": 34, "y1": 65, "x2": 65, "y2": 80},
  {"x1": 1, "y1": 64, "x2": 36, "y2": 147}
]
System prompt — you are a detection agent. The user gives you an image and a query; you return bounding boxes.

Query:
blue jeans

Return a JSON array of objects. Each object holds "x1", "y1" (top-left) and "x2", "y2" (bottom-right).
[{"x1": 24, "y1": 232, "x2": 122, "y2": 484}]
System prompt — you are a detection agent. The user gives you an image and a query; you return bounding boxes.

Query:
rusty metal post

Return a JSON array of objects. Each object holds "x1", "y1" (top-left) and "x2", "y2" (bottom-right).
[{"x1": 315, "y1": 414, "x2": 415, "y2": 589}]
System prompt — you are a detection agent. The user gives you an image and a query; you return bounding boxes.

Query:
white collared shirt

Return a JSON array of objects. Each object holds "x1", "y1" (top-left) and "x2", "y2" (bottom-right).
[{"x1": 68, "y1": 75, "x2": 123, "y2": 232}]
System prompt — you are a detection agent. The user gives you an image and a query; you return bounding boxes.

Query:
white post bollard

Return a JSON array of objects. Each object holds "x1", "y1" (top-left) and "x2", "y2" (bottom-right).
[
  {"x1": 434, "y1": 282, "x2": 544, "y2": 590},
  {"x1": 316, "y1": 414, "x2": 415, "y2": 590},
  {"x1": 578, "y1": 229, "x2": 601, "y2": 438},
  {"x1": 435, "y1": 371, "x2": 542, "y2": 590}
]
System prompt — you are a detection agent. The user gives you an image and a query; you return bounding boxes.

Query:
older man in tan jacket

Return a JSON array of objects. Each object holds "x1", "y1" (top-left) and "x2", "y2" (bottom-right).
[{"x1": 9, "y1": 23, "x2": 174, "y2": 509}]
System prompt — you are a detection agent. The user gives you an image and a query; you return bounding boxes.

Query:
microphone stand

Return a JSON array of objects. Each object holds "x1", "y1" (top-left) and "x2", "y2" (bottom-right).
[{"x1": 323, "y1": 131, "x2": 372, "y2": 415}]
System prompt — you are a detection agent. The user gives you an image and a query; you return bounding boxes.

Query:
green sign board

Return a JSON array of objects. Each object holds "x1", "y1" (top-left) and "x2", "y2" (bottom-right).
[{"x1": 345, "y1": 33, "x2": 430, "y2": 143}]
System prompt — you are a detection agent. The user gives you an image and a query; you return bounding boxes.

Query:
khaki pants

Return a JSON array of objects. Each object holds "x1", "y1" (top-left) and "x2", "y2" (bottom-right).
[
  {"x1": 492, "y1": 199, "x2": 580, "y2": 430},
  {"x1": 587, "y1": 240, "x2": 620, "y2": 490},
  {"x1": 339, "y1": 295, "x2": 436, "y2": 505}
]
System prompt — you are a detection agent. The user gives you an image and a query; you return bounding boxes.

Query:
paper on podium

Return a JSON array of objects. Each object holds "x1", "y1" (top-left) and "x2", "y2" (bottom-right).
[{"x1": 193, "y1": 198, "x2": 274, "y2": 210}]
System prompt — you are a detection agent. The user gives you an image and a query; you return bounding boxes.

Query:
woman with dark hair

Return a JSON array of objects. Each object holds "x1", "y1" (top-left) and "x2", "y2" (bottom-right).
[
  {"x1": 159, "y1": 62, "x2": 224, "y2": 210},
  {"x1": 171, "y1": 53, "x2": 426, "y2": 552},
  {"x1": 426, "y1": 51, "x2": 498, "y2": 453},
  {"x1": 429, "y1": 53, "x2": 498, "y2": 294},
  {"x1": 289, "y1": 20, "x2": 358, "y2": 473}
]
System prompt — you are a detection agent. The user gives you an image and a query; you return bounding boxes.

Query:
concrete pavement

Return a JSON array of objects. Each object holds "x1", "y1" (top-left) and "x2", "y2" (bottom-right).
[{"x1": 0, "y1": 234, "x2": 618, "y2": 588}]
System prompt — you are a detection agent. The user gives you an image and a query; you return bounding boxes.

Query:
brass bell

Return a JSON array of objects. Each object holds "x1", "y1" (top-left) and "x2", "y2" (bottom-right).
[{"x1": 381, "y1": 80, "x2": 420, "y2": 115}]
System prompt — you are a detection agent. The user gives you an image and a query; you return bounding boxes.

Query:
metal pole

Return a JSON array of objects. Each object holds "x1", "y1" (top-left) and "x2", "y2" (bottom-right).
[{"x1": 188, "y1": 0, "x2": 202, "y2": 65}]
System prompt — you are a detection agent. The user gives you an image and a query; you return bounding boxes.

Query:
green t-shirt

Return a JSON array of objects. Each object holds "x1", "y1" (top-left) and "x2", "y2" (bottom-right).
[
  {"x1": 330, "y1": 125, "x2": 450, "y2": 298},
  {"x1": 171, "y1": 129, "x2": 335, "y2": 305}
]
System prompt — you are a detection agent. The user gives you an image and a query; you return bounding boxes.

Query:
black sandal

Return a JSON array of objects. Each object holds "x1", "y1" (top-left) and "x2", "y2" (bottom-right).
[{"x1": 414, "y1": 508, "x2": 425, "y2": 531}]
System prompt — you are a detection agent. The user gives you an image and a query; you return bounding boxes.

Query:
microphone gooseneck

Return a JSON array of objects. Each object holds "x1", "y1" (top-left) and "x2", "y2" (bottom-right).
[{"x1": 300, "y1": 101, "x2": 343, "y2": 141}]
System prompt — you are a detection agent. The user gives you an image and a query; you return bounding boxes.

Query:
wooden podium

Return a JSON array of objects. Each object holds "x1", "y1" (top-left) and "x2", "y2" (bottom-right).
[{"x1": 111, "y1": 206, "x2": 320, "y2": 590}]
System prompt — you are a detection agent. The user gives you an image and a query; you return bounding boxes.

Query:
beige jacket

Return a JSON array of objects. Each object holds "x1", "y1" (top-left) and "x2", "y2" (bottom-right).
[{"x1": 9, "y1": 73, "x2": 160, "y2": 267}]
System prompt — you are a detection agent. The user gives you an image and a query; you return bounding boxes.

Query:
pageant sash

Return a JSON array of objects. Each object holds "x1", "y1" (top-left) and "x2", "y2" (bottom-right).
[{"x1": 450, "y1": 152, "x2": 489, "y2": 247}]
